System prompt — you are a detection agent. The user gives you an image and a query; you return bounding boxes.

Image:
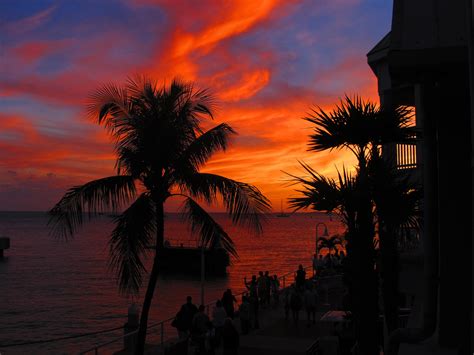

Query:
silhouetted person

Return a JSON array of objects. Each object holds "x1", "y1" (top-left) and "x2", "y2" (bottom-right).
[
  {"x1": 304, "y1": 285, "x2": 318, "y2": 326},
  {"x1": 290, "y1": 287, "x2": 302, "y2": 326},
  {"x1": 222, "y1": 289, "x2": 237, "y2": 319},
  {"x1": 282, "y1": 287, "x2": 290, "y2": 321},
  {"x1": 264, "y1": 271, "x2": 271, "y2": 305},
  {"x1": 244, "y1": 275, "x2": 259, "y2": 328},
  {"x1": 295, "y1": 264, "x2": 306, "y2": 290},
  {"x1": 205, "y1": 320, "x2": 217, "y2": 355},
  {"x1": 239, "y1": 295, "x2": 251, "y2": 334},
  {"x1": 317, "y1": 254, "x2": 325, "y2": 275},
  {"x1": 324, "y1": 253, "x2": 333, "y2": 269},
  {"x1": 271, "y1": 274, "x2": 280, "y2": 307},
  {"x1": 244, "y1": 275, "x2": 257, "y2": 299},
  {"x1": 222, "y1": 318, "x2": 239, "y2": 355},
  {"x1": 257, "y1": 271, "x2": 267, "y2": 306},
  {"x1": 312, "y1": 253, "x2": 318, "y2": 276},
  {"x1": 192, "y1": 305, "x2": 209, "y2": 352},
  {"x1": 177, "y1": 296, "x2": 198, "y2": 339},
  {"x1": 212, "y1": 300, "x2": 226, "y2": 346}
]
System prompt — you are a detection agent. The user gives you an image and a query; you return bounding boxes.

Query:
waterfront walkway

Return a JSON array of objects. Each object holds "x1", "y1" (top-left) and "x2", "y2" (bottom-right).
[
  {"x1": 139, "y1": 303, "x2": 329, "y2": 355},
  {"x1": 138, "y1": 275, "x2": 344, "y2": 355}
]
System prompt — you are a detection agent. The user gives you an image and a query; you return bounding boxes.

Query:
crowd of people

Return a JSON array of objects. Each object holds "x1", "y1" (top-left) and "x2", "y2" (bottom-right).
[
  {"x1": 171, "y1": 264, "x2": 325, "y2": 354},
  {"x1": 312, "y1": 249, "x2": 346, "y2": 276},
  {"x1": 172, "y1": 293, "x2": 240, "y2": 355}
]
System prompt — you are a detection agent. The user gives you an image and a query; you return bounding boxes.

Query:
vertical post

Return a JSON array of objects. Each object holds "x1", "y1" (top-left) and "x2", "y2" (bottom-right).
[
  {"x1": 95, "y1": 348, "x2": 98, "y2": 355},
  {"x1": 201, "y1": 245, "x2": 205, "y2": 306}
]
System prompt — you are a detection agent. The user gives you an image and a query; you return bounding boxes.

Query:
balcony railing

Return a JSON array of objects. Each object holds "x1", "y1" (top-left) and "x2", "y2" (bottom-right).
[{"x1": 396, "y1": 143, "x2": 417, "y2": 170}]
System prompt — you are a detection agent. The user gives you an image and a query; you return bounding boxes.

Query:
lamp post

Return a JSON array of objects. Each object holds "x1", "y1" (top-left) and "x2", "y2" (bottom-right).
[{"x1": 315, "y1": 222, "x2": 329, "y2": 256}]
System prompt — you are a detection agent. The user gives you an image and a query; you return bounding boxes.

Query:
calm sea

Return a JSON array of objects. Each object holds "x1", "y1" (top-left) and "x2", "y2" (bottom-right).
[{"x1": 0, "y1": 212, "x2": 344, "y2": 354}]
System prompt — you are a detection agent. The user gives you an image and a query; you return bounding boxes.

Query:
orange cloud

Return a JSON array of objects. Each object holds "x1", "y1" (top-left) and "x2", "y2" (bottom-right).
[
  {"x1": 1, "y1": 0, "x2": 386, "y2": 211},
  {"x1": 218, "y1": 70, "x2": 270, "y2": 102}
]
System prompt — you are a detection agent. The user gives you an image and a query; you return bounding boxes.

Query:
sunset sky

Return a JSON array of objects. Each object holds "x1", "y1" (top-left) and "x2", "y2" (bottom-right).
[{"x1": 0, "y1": 0, "x2": 391, "y2": 212}]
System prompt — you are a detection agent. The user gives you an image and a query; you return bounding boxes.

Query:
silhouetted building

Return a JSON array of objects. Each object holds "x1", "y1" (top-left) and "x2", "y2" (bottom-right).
[{"x1": 367, "y1": 1, "x2": 473, "y2": 354}]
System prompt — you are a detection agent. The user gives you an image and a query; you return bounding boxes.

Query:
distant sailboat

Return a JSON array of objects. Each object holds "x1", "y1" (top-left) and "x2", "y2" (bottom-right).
[{"x1": 276, "y1": 199, "x2": 290, "y2": 217}]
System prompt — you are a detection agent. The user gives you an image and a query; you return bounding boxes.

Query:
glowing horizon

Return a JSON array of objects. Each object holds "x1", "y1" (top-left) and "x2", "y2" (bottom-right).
[{"x1": 0, "y1": 1, "x2": 392, "y2": 212}]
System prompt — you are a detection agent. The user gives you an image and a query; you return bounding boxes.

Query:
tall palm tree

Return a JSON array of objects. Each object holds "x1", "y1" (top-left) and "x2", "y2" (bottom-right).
[
  {"x1": 48, "y1": 76, "x2": 271, "y2": 354},
  {"x1": 369, "y1": 153, "x2": 422, "y2": 334},
  {"x1": 295, "y1": 96, "x2": 414, "y2": 355}
]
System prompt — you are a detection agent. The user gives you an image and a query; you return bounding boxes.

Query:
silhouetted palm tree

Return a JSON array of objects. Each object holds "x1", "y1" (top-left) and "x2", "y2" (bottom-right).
[
  {"x1": 369, "y1": 153, "x2": 422, "y2": 334},
  {"x1": 294, "y1": 96, "x2": 414, "y2": 355},
  {"x1": 48, "y1": 76, "x2": 271, "y2": 354},
  {"x1": 317, "y1": 235, "x2": 343, "y2": 255}
]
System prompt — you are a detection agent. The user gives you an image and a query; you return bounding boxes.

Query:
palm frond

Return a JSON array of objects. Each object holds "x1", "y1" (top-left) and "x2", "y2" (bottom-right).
[
  {"x1": 305, "y1": 96, "x2": 379, "y2": 153},
  {"x1": 287, "y1": 162, "x2": 341, "y2": 212},
  {"x1": 374, "y1": 105, "x2": 416, "y2": 145},
  {"x1": 369, "y1": 155, "x2": 422, "y2": 231},
  {"x1": 48, "y1": 176, "x2": 136, "y2": 239},
  {"x1": 109, "y1": 193, "x2": 156, "y2": 295},
  {"x1": 87, "y1": 82, "x2": 132, "y2": 135},
  {"x1": 179, "y1": 173, "x2": 271, "y2": 234},
  {"x1": 181, "y1": 197, "x2": 237, "y2": 257},
  {"x1": 174, "y1": 123, "x2": 236, "y2": 172}
]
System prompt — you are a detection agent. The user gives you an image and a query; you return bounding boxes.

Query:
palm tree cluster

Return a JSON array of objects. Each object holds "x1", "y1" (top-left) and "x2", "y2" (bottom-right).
[
  {"x1": 317, "y1": 234, "x2": 343, "y2": 255},
  {"x1": 48, "y1": 76, "x2": 271, "y2": 354},
  {"x1": 290, "y1": 96, "x2": 421, "y2": 355}
]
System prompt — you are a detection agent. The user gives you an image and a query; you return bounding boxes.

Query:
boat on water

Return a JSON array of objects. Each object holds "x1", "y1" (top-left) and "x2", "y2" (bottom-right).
[
  {"x1": 276, "y1": 199, "x2": 290, "y2": 217},
  {"x1": 157, "y1": 246, "x2": 229, "y2": 276},
  {"x1": 147, "y1": 239, "x2": 230, "y2": 276}
]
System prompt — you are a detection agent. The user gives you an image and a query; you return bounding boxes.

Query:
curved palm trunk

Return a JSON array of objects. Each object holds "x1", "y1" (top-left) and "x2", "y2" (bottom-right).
[{"x1": 135, "y1": 201, "x2": 164, "y2": 355}]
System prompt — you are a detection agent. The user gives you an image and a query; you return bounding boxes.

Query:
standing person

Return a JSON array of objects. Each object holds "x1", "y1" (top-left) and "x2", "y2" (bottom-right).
[
  {"x1": 290, "y1": 287, "x2": 302, "y2": 327},
  {"x1": 271, "y1": 274, "x2": 280, "y2": 307},
  {"x1": 222, "y1": 318, "x2": 240, "y2": 355},
  {"x1": 304, "y1": 285, "x2": 318, "y2": 326},
  {"x1": 257, "y1": 271, "x2": 267, "y2": 306},
  {"x1": 333, "y1": 249, "x2": 341, "y2": 269},
  {"x1": 212, "y1": 300, "x2": 226, "y2": 346},
  {"x1": 244, "y1": 275, "x2": 257, "y2": 299},
  {"x1": 264, "y1": 271, "x2": 272, "y2": 305},
  {"x1": 317, "y1": 254, "x2": 325, "y2": 275},
  {"x1": 295, "y1": 264, "x2": 306, "y2": 290},
  {"x1": 282, "y1": 287, "x2": 290, "y2": 321},
  {"x1": 238, "y1": 295, "x2": 251, "y2": 335},
  {"x1": 324, "y1": 252, "x2": 333, "y2": 270},
  {"x1": 205, "y1": 321, "x2": 217, "y2": 355},
  {"x1": 312, "y1": 253, "x2": 318, "y2": 276},
  {"x1": 222, "y1": 289, "x2": 237, "y2": 319},
  {"x1": 176, "y1": 296, "x2": 198, "y2": 340},
  {"x1": 244, "y1": 275, "x2": 259, "y2": 329},
  {"x1": 192, "y1": 305, "x2": 210, "y2": 352}
]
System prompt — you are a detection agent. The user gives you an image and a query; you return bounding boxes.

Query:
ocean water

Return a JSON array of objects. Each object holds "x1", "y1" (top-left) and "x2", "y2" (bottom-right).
[{"x1": 0, "y1": 212, "x2": 344, "y2": 354}]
